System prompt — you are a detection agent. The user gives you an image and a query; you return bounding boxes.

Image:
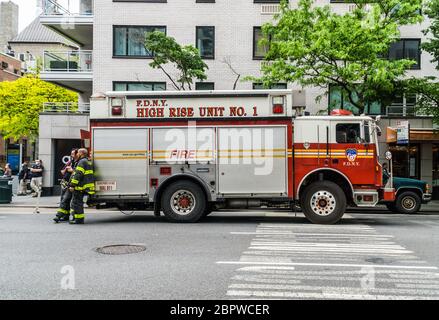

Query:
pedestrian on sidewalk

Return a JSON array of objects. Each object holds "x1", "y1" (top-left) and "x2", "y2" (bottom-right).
[
  {"x1": 54, "y1": 149, "x2": 79, "y2": 223},
  {"x1": 30, "y1": 160, "x2": 44, "y2": 197},
  {"x1": 17, "y1": 162, "x2": 30, "y2": 196},
  {"x1": 2, "y1": 163, "x2": 12, "y2": 177},
  {"x1": 67, "y1": 148, "x2": 95, "y2": 225}
]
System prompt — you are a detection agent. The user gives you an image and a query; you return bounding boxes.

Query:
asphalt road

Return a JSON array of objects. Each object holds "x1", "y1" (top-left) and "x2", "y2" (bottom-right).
[{"x1": 1, "y1": 207, "x2": 439, "y2": 300}]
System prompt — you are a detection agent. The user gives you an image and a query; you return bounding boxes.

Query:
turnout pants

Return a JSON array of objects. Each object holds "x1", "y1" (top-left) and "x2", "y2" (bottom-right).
[
  {"x1": 70, "y1": 190, "x2": 85, "y2": 221},
  {"x1": 56, "y1": 187, "x2": 73, "y2": 218}
]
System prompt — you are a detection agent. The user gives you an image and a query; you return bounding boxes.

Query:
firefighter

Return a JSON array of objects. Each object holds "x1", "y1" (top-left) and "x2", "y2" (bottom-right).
[
  {"x1": 68, "y1": 148, "x2": 95, "y2": 225},
  {"x1": 54, "y1": 149, "x2": 79, "y2": 223}
]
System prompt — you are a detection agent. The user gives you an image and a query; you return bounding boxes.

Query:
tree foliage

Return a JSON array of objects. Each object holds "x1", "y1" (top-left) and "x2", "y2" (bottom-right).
[
  {"x1": 423, "y1": 0, "x2": 439, "y2": 69},
  {"x1": 253, "y1": 0, "x2": 423, "y2": 113},
  {"x1": 405, "y1": 77, "x2": 439, "y2": 124},
  {"x1": 144, "y1": 31, "x2": 208, "y2": 90},
  {"x1": 0, "y1": 75, "x2": 77, "y2": 140}
]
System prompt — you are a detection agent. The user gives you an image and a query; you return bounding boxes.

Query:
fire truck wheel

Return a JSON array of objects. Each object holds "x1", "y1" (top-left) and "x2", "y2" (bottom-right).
[
  {"x1": 301, "y1": 181, "x2": 346, "y2": 224},
  {"x1": 394, "y1": 191, "x2": 421, "y2": 214},
  {"x1": 161, "y1": 180, "x2": 207, "y2": 222}
]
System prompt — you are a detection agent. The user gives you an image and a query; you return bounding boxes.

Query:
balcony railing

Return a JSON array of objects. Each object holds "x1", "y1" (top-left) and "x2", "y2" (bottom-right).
[
  {"x1": 41, "y1": 0, "x2": 93, "y2": 16},
  {"x1": 386, "y1": 104, "x2": 416, "y2": 117},
  {"x1": 43, "y1": 51, "x2": 92, "y2": 72},
  {"x1": 43, "y1": 102, "x2": 90, "y2": 114}
]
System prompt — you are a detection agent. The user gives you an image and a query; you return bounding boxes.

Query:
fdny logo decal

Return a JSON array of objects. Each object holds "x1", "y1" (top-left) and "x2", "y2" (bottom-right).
[
  {"x1": 344, "y1": 149, "x2": 359, "y2": 167},
  {"x1": 346, "y1": 149, "x2": 358, "y2": 162}
]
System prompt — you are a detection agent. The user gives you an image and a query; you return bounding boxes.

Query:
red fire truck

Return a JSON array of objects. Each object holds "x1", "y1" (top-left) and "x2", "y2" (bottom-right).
[{"x1": 88, "y1": 90, "x2": 395, "y2": 224}]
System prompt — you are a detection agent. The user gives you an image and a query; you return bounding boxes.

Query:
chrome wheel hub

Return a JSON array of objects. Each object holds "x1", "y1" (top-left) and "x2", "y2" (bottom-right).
[
  {"x1": 402, "y1": 196, "x2": 416, "y2": 210},
  {"x1": 310, "y1": 190, "x2": 336, "y2": 216},
  {"x1": 171, "y1": 190, "x2": 196, "y2": 215}
]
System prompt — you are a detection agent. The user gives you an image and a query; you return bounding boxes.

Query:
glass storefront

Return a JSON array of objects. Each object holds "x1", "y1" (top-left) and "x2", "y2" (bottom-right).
[{"x1": 388, "y1": 144, "x2": 420, "y2": 179}]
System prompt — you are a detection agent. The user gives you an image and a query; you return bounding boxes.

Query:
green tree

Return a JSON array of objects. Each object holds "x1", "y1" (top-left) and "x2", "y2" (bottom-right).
[
  {"x1": 253, "y1": 0, "x2": 423, "y2": 113},
  {"x1": 144, "y1": 31, "x2": 208, "y2": 90},
  {"x1": 0, "y1": 75, "x2": 77, "y2": 140},
  {"x1": 410, "y1": 0, "x2": 439, "y2": 124},
  {"x1": 422, "y1": 0, "x2": 439, "y2": 69}
]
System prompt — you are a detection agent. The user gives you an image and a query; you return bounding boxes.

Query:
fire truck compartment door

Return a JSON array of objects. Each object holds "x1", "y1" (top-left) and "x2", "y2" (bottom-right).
[
  {"x1": 93, "y1": 128, "x2": 149, "y2": 196},
  {"x1": 151, "y1": 127, "x2": 215, "y2": 162},
  {"x1": 217, "y1": 126, "x2": 287, "y2": 194}
]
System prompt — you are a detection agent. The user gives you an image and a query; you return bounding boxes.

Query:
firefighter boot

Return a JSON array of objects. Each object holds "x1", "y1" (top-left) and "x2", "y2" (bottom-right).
[
  {"x1": 69, "y1": 213, "x2": 85, "y2": 224},
  {"x1": 53, "y1": 210, "x2": 70, "y2": 223},
  {"x1": 69, "y1": 218, "x2": 84, "y2": 225}
]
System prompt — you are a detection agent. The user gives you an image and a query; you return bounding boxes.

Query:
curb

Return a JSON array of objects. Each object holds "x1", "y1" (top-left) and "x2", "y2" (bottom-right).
[{"x1": 0, "y1": 205, "x2": 58, "y2": 209}]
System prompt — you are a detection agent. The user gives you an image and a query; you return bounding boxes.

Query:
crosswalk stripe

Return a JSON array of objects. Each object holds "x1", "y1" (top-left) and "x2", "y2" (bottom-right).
[
  {"x1": 226, "y1": 290, "x2": 439, "y2": 300},
  {"x1": 222, "y1": 220, "x2": 439, "y2": 299}
]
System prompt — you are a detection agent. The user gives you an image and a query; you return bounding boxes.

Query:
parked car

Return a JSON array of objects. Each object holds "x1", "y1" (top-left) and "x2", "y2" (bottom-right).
[{"x1": 383, "y1": 177, "x2": 432, "y2": 214}]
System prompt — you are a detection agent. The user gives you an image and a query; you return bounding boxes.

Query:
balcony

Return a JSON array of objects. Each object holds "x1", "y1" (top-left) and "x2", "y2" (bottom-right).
[
  {"x1": 43, "y1": 102, "x2": 90, "y2": 114},
  {"x1": 40, "y1": 50, "x2": 92, "y2": 93},
  {"x1": 40, "y1": 0, "x2": 93, "y2": 48},
  {"x1": 386, "y1": 104, "x2": 417, "y2": 117}
]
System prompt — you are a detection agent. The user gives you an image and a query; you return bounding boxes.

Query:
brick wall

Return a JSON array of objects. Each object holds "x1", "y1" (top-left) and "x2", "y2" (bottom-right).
[{"x1": 0, "y1": 52, "x2": 21, "y2": 82}]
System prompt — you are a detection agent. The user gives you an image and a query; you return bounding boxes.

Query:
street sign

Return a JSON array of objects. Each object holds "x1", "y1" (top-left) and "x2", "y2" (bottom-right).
[
  {"x1": 386, "y1": 127, "x2": 397, "y2": 143},
  {"x1": 385, "y1": 151, "x2": 392, "y2": 160},
  {"x1": 396, "y1": 120, "x2": 410, "y2": 145}
]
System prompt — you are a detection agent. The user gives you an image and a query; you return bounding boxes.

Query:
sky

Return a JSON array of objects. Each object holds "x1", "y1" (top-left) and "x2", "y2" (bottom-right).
[{"x1": 5, "y1": 0, "x2": 39, "y2": 32}]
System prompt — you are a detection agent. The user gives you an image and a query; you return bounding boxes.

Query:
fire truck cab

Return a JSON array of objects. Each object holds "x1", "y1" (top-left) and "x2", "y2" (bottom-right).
[{"x1": 89, "y1": 90, "x2": 393, "y2": 224}]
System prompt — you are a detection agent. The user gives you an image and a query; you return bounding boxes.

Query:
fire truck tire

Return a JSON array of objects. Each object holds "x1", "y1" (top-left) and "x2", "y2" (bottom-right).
[
  {"x1": 394, "y1": 191, "x2": 421, "y2": 214},
  {"x1": 301, "y1": 181, "x2": 346, "y2": 224},
  {"x1": 161, "y1": 180, "x2": 207, "y2": 222}
]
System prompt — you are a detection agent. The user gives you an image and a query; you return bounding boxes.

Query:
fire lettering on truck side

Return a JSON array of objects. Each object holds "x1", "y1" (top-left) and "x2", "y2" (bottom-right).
[
  {"x1": 137, "y1": 107, "x2": 165, "y2": 118},
  {"x1": 134, "y1": 99, "x2": 259, "y2": 118},
  {"x1": 136, "y1": 99, "x2": 168, "y2": 107},
  {"x1": 170, "y1": 149, "x2": 196, "y2": 159},
  {"x1": 169, "y1": 107, "x2": 195, "y2": 118}
]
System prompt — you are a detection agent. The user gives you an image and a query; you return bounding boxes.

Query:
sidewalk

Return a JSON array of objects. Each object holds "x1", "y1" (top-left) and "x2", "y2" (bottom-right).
[{"x1": 0, "y1": 195, "x2": 60, "y2": 208}]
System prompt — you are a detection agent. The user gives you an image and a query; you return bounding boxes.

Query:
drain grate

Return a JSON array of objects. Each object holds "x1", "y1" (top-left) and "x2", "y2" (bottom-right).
[{"x1": 95, "y1": 244, "x2": 146, "y2": 255}]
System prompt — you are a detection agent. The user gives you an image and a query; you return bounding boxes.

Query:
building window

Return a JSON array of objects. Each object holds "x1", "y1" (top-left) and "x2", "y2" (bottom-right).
[
  {"x1": 196, "y1": 26, "x2": 215, "y2": 59},
  {"x1": 328, "y1": 85, "x2": 382, "y2": 115},
  {"x1": 196, "y1": 82, "x2": 214, "y2": 90},
  {"x1": 1, "y1": 61, "x2": 8, "y2": 69},
  {"x1": 253, "y1": 27, "x2": 270, "y2": 60},
  {"x1": 113, "y1": 26, "x2": 166, "y2": 58},
  {"x1": 252, "y1": 83, "x2": 287, "y2": 89},
  {"x1": 387, "y1": 93, "x2": 417, "y2": 116},
  {"x1": 196, "y1": 0, "x2": 215, "y2": 2},
  {"x1": 389, "y1": 39, "x2": 421, "y2": 70},
  {"x1": 113, "y1": 82, "x2": 166, "y2": 91}
]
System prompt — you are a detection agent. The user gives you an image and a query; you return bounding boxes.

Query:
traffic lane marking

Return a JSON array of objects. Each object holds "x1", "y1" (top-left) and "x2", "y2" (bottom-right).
[{"x1": 217, "y1": 261, "x2": 438, "y2": 270}]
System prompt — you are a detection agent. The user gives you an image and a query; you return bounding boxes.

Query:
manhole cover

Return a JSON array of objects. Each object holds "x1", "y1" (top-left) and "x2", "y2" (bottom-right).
[{"x1": 95, "y1": 244, "x2": 146, "y2": 255}]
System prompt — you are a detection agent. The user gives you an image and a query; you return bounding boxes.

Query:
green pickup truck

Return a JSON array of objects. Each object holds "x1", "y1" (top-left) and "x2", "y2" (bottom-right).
[{"x1": 383, "y1": 177, "x2": 432, "y2": 214}]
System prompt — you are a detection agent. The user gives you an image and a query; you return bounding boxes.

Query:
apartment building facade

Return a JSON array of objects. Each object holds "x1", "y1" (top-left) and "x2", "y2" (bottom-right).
[
  {"x1": 0, "y1": 0, "x2": 18, "y2": 52},
  {"x1": 39, "y1": 0, "x2": 439, "y2": 198}
]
